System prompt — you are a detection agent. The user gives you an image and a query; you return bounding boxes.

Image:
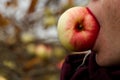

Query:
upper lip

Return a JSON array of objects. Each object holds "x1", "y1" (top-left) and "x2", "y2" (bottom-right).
[{"x1": 86, "y1": 7, "x2": 100, "y2": 28}]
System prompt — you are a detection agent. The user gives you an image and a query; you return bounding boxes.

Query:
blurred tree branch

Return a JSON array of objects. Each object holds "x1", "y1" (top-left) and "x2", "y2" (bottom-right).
[
  {"x1": 28, "y1": 0, "x2": 38, "y2": 14},
  {"x1": 6, "y1": 0, "x2": 18, "y2": 7}
]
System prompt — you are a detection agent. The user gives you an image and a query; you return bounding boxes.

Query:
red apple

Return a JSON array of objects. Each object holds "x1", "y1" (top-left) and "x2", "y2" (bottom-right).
[
  {"x1": 35, "y1": 44, "x2": 52, "y2": 59},
  {"x1": 57, "y1": 7, "x2": 100, "y2": 52},
  {"x1": 56, "y1": 59, "x2": 64, "y2": 70}
]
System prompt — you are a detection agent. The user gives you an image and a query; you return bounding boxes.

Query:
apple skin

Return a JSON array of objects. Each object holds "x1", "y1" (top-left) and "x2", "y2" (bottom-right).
[{"x1": 57, "y1": 7, "x2": 100, "y2": 52}]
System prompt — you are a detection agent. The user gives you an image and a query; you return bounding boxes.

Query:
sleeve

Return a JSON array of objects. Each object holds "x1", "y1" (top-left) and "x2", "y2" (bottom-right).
[{"x1": 60, "y1": 53, "x2": 87, "y2": 80}]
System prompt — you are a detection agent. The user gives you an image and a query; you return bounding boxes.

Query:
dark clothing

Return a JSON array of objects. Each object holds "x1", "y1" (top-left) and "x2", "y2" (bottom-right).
[{"x1": 60, "y1": 52, "x2": 120, "y2": 80}]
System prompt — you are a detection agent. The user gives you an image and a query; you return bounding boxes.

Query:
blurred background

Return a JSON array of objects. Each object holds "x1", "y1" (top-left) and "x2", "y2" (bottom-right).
[{"x1": 0, "y1": 0, "x2": 89, "y2": 80}]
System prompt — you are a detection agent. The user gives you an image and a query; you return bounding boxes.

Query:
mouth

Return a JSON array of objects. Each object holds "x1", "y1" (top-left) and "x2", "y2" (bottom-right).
[
  {"x1": 86, "y1": 7, "x2": 101, "y2": 52},
  {"x1": 86, "y1": 7, "x2": 100, "y2": 28}
]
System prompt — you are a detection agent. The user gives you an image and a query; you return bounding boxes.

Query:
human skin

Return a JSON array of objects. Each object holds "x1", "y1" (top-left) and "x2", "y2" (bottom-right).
[{"x1": 87, "y1": 0, "x2": 120, "y2": 66}]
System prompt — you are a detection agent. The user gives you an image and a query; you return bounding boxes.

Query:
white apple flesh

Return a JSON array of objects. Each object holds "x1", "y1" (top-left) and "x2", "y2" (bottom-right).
[{"x1": 57, "y1": 7, "x2": 100, "y2": 52}]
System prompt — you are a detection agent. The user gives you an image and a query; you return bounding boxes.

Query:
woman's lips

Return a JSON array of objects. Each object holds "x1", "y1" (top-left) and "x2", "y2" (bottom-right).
[
  {"x1": 86, "y1": 7, "x2": 101, "y2": 52},
  {"x1": 87, "y1": 7, "x2": 100, "y2": 28}
]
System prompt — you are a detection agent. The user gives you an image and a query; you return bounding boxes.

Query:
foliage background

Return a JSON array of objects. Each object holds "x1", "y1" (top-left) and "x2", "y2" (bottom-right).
[{"x1": 0, "y1": 0, "x2": 89, "y2": 80}]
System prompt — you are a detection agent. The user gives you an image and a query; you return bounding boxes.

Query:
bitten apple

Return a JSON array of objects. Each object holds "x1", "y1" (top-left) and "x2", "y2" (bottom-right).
[{"x1": 57, "y1": 7, "x2": 100, "y2": 52}]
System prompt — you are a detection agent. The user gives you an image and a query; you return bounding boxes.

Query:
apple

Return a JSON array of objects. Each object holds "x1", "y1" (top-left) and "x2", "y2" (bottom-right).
[
  {"x1": 56, "y1": 59, "x2": 64, "y2": 70},
  {"x1": 35, "y1": 44, "x2": 52, "y2": 59},
  {"x1": 57, "y1": 7, "x2": 100, "y2": 52}
]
